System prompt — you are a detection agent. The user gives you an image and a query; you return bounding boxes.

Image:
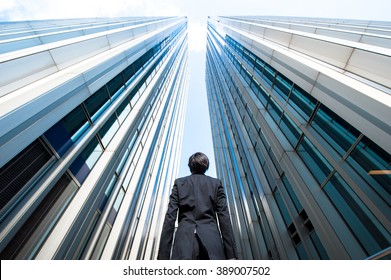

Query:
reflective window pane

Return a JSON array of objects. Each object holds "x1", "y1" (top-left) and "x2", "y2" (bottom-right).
[
  {"x1": 116, "y1": 98, "x2": 131, "y2": 124},
  {"x1": 273, "y1": 188, "x2": 292, "y2": 225},
  {"x1": 310, "y1": 232, "x2": 329, "y2": 260},
  {"x1": 69, "y1": 137, "x2": 103, "y2": 184},
  {"x1": 44, "y1": 105, "x2": 90, "y2": 156},
  {"x1": 98, "y1": 114, "x2": 120, "y2": 148},
  {"x1": 107, "y1": 188, "x2": 125, "y2": 226},
  {"x1": 262, "y1": 64, "x2": 275, "y2": 88},
  {"x1": 282, "y1": 175, "x2": 302, "y2": 212},
  {"x1": 296, "y1": 136, "x2": 333, "y2": 185},
  {"x1": 311, "y1": 105, "x2": 360, "y2": 156},
  {"x1": 267, "y1": 97, "x2": 283, "y2": 124},
  {"x1": 84, "y1": 87, "x2": 111, "y2": 122},
  {"x1": 280, "y1": 113, "x2": 301, "y2": 147},
  {"x1": 273, "y1": 74, "x2": 292, "y2": 101},
  {"x1": 324, "y1": 173, "x2": 391, "y2": 257},
  {"x1": 347, "y1": 136, "x2": 391, "y2": 206},
  {"x1": 107, "y1": 73, "x2": 125, "y2": 101},
  {"x1": 123, "y1": 64, "x2": 135, "y2": 87},
  {"x1": 288, "y1": 85, "x2": 317, "y2": 121}
]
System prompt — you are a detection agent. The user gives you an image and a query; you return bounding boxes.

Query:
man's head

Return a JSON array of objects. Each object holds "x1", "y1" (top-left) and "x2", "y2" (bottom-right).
[{"x1": 188, "y1": 152, "x2": 209, "y2": 174}]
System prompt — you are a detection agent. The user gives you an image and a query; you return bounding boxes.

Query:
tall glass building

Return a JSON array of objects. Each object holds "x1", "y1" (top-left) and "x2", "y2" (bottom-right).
[
  {"x1": 206, "y1": 16, "x2": 391, "y2": 260},
  {"x1": 0, "y1": 17, "x2": 189, "y2": 259}
]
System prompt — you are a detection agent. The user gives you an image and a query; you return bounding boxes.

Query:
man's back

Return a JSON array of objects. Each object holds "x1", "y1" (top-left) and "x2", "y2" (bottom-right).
[
  {"x1": 157, "y1": 152, "x2": 237, "y2": 260},
  {"x1": 175, "y1": 174, "x2": 220, "y2": 225}
]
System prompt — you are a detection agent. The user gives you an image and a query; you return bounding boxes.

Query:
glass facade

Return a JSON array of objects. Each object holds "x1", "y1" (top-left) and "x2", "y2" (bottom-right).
[
  {"x1": 206, "y1": 16, "x2": 391, "y2": 259},
  {"x1": 0, "y1": 17, "x2": 189, "y2": 259}
]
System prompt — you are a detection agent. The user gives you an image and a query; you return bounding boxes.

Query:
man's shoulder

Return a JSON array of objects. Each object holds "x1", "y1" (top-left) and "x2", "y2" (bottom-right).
[
  {"x1": 204, "y1": 175, "x2": 222, "y2": 185},
  {"x1": 176, "y1": 174, "x2": 221, "y2": 185},
  {"x1": 174, "y1": 175, "x2": 191, "y2": 184}
]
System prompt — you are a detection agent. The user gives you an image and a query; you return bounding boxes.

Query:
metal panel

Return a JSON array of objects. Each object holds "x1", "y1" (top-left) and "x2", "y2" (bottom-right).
[
  {"x1": 49, "y1": 36, "x2": 110, "y2": 70},
  {"x1": 289, "y1": 34, "x2": 353, "y2": 68},
  {"x1": 360, "y1": 35, "x2": 391, "y2": 48},
  {"x1": 311, "y1": 73, "x2": 391, "y2": 154},
  {"x1": 106, "y1": 29, "x2": 134, "y2": 48},
  {"x1": 264, "y1": 28, "x2": 292, "y2": 48},
  {"x1": 0, "y1": 51, "x2": 57, "y2": 97},
  {"x1": 346, "y1": 49, "x2": 391, "y2": 88}
]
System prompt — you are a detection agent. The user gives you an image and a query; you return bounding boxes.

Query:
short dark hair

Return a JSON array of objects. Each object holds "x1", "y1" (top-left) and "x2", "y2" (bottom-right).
[{"x1": 188, "y1": 152, "x2": 209, "y2": 174}]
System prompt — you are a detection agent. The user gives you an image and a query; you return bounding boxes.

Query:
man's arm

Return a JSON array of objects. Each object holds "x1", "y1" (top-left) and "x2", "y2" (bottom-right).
[
  {"x1": 216, "y1": 181, "x2": 238, "y2": 259},
  {"x1": 157, "y1": 182, "x2": 179, "y2": 259}
]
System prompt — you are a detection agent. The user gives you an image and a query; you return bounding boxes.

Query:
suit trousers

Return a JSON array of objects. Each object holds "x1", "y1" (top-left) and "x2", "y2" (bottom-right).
[{"x1": 192, "y1": 233, "x2": 210, "y2": 260}]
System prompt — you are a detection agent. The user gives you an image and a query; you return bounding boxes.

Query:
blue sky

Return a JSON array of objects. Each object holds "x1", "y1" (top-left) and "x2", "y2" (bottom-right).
[{"x1": 1, "y1": 0, "x2": 390, "y2": 177}]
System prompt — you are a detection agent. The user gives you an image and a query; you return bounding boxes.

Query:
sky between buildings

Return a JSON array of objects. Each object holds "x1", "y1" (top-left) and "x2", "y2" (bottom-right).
[{"x1": 1, "y1": 0, "x2": 390, "y2": 178}]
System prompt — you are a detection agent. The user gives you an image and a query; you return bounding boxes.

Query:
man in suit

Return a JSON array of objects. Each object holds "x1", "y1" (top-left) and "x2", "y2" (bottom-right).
[{"x1": 157, "y1": 152, "x2": 237, "y2": 260}]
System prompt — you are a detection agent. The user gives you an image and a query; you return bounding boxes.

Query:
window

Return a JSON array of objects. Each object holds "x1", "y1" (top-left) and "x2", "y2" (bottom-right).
[
  {"x1": 98, "y1": 175, "x2": 117, "y2": 213},
  {"x1": 267, "y1": 97, "x2": 283, "y2": 124},
  {"x1": 280, "y1": 113, "x2": 301, "y2": 147},
  {"x1": 282, "y1": 175, "x2": 302, "y2": 211},
  {"x1": 296, "y1": 136, "x2": 333, "y2": 185},
  {"x1": 107, "y1": 188, "x2": 125, "y2": 226},
  {"x1": 288, "y1": 85, "x2": 317, "y2": 121},
  {"x1": 84, "y1": 87, "x2": 111, "y2": 122},
  {"x1": 254, "y1": 58, "x2": 265, "y2": 77},
  {"x1": 262, "y1": 64, "x2": 276, "y2": 88},
  {"x1": 91, "y1": 223, "x2": 111, "y2": 260},
  {"x1": 233, "y1": 56, "x2": 241, "y2": 71},
  {"x1": 311, "y1": 105, "x2": 360, "y2": 156},
  {"x1": 299, "y1": 210, "x2": 314, "y2": 232},
  {"x1": 132, "y1": 58, "x2": 144, "y2": 75},
  {"x1": 242, "y1": 48, "x2": 254, "y2": 65},
  {"x1": 274, "y1": 186, "x2": 309, "y2": 259},
  {"x1": 107, "y1": 73, "x2": 125, "y2": 101},
  {"x1": 295, "y1": 243, "x2": 309, "y2": 260},
  {"x1": 123, "y1": 65, "x2": 135, "y2": 87},
  {"x1": 273, "y1": 74, "x2": 292, "y2": 101},
  {"x1": 241, "y1": 67, "x2": 252, "y2": 85},
  {"x1": 309, "y1": 231, "x2": 329, "y2": 260},
  {"x1": 116, "y1": 98, "x2": 131, "y2": 124},
  {"x1": 98, "y1": 114, "x2": 120, "y2": 148},
  {"x1": 288, "y1": 223, "x2": 301, "y2": 246},
  {"x1": 254, "y1": 141, "x2": 266, "y2": 167},
  {"x1": 273, "y1": 188, "x2": 292, "y2": 226},
  {"x1": 44, "y1": 105, "x2": 90, "y2": 156},
  {"x1": 69, "y1": 137, "x2": 103, "y2": 184},
  {"x1": 91, "y1": 179, "x2": 122, "y2": 260},
  {"x1": 346, "y1": 136, "x2": 391, "y2": 206},
  {"x1": 324, "y1": 172, "x2": 391, "y2": 257},
  {"x1": 298, "y1": 210, "x2": 328, "y2": 259},
  {"x1": 257, "y1": 83, "x2": 269, "y2": 107},
  {"x1": 129, "y1": 86, "x2": 139, "y2": 103},
  {"x1": 250, "y1": 79, "x2": 260, "y2": 96}
]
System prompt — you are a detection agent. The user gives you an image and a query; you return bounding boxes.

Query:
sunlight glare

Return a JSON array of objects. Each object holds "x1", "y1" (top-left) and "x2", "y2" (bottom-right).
[{"x1": 188, "y1": 19, "x2": 207, "y2": 53}]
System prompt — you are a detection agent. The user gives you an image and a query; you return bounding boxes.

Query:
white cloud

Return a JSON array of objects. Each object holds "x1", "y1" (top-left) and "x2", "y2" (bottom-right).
[
  {"x1": 2, "y1": 0, "x2": 391, "y2": 21},
  {"x1": 143, "y1": 0, "x2": 182, "y2": 16},
  {"x1": 0, "y1": 0, "x2": 166, "y2": 20},
  {"x1": 0, "y1": 0, "x2": 17, "y2": 11},
  {"x1": 0, "y1": 0, "x2": 206, "y2": 52}
]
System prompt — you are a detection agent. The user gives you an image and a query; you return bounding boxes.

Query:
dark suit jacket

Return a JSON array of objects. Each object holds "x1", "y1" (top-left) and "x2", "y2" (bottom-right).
[{"x1": 157, "y1": 174, "x2": 237, "y2": 260}]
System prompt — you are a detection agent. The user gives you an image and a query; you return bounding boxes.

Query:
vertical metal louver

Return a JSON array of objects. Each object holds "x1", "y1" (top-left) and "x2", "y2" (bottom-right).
[
  {"x1": 0, "y1": 173, "x2": 77, "y2": 259},
  {"x1": 0, "y1": 139, "x2": 52, "y2": 215}
]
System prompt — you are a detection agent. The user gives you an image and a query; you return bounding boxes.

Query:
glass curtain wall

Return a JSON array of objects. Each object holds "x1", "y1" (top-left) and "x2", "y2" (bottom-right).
[
  {"x1": 206, "y1": 16, "x2": 391, "y2": 260},
  {"x1": 0, "y1": 17, "x2": 189, "y2": 260}
]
